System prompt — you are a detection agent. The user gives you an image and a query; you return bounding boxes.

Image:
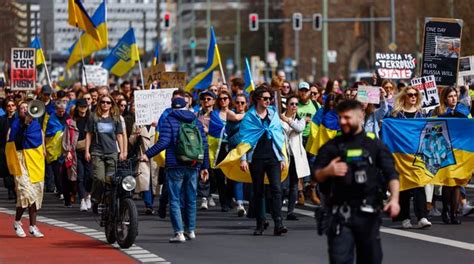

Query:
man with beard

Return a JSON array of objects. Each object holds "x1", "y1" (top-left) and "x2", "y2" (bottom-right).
[{"x1": 313, "y1": 99, "x2": 400, "y2": 264}]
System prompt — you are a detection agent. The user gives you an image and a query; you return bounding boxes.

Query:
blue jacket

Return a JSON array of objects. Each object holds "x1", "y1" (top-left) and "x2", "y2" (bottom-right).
[{"x1": 145, "y1": 109, "x2": 210, "y2": 170}]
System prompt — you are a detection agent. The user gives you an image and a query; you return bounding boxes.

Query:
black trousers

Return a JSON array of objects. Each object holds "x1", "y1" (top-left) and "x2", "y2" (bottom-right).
[
  {"x1": 327, "y1": 211, "x2": 382, "y2": 264},
  {"x1": 249, "y1": 158, "x2": 282, "y2": 222},
  {"x1": 398, "y1": 187, "x2": 427, "y2": 221}
]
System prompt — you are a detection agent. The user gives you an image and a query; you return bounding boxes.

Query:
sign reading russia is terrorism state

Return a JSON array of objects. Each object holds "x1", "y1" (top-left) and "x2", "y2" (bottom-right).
[{"x1": 381, "y1": 118, "x2": 474, "y2": 191}]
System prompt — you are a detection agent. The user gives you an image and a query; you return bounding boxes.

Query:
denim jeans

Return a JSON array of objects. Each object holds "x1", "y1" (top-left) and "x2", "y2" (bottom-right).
[
  {"x1": 234, "y1": 182, "x2": 244, "y2": 203},
  {"x1": 76, "y1": 152, "x2": 92, "y2": 199},
  {"x1": 166, "y1": 167, "x2": 198, "y2": 233},
  {"x1": 142, "y1": 179, "x2": 155, "y2": 209}
]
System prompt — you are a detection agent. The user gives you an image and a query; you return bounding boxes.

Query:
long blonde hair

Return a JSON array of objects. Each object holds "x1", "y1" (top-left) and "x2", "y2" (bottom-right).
[{"x1": 391, "y1": 86, "x2": 422, "y2": 117}]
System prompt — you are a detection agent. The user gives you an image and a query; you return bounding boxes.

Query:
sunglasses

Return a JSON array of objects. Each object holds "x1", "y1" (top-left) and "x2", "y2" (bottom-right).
[
  {"x1": 6, "y1": 104, "x2": 15, "y2": 107},
  {"x1": 289, "y1": 102, "x2": 298, "y2": 106},
  {"x1": 311, "y1": 92, "x2": 318, "y2": 96},
  {"x1": 235, "y1": 101, "x2": 246, "y2": 105},
  {"x1": 218, "y1": 97, "x2": 229, "y2": 101},
  {"x1": 120, "y1": 104, "x2": 127, "y2": 107},
  {"x1": 282, "y1": 85, "x2": 290, "y2": 89},
  {"x1": 100, "y1": 100, "x2": 112, "y2": 105},
  {"x1": 260, "y1": 96, "x2": 272, "y2": 101},
  {"x1": 84, "y1": 97, "x2": 92, "y2": 100},
  {"x1": 406, "y1": 93, "x2": 418, "y2": 98},
  {"x1": 200, "y1": 97, "x2": 213, "y2": 102}
]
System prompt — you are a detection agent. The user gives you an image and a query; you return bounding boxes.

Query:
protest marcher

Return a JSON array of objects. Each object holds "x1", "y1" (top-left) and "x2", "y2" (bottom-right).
[
  {"x1": 390, "y1": 86, "x2": 431, "y2": 229},
  {"x1": 2, "y1": 99, "x2": 17, "y2": 199},
  {"x1": 6, "y1": 101, "x2": 46, "y2": 238},
  {"x1": 362, "y1": 87, "x2": 388, "y2": 138},
  {"x1": 314, "y1": 99, "x2": 400, "y2": 264},
  {"x1": 89, "y1": 88, "x2": 99, "y2": 112},
  {"x1": 142, "y1": 97, "x2": 210, "y2": 243},
  {"x1": 280, "y1": 95, "x2": 310, "y2": 220},
  {"x1": 382, "y1": 80, "x2": 397, "y2": 108},
  {"x1": 280, "y1": 80, "x2": 294, "y2": 112},
  {"x1": 85, "y1": 94, "x2": 126, "y2": 204},
  {"x1": 230, "y1": 78, "x2": 245, "y2": 99},
  {"x1": 120, "y1": 81, "x2": 132, "y2": 100},
  {"x1": 458, "y1": 85, "x2": 471, "y2": 108},
  {"x1": 239, "y1": 85, "x2": 288, "y2": 236},
  {"x1": 309, "y1": 83, "x2": 322, "y2": 111},
  {"x1": 61, "y1": 107, "x2": 79, "y2": 208}
]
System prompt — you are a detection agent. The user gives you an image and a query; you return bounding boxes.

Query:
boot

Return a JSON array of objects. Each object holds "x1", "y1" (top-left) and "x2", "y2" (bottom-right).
[
  {"x1": 273, "y1": 217, "x2": 288, "y2": 236},
  {"x1": 253, "y1": 219, "x2": 264, "y2": 236},
  {"x1": 441, "y1": 209, "x2": 450, "y2": 224},
  {"x1": 297, "y1": 191, "x2": 305, "y2": 205},
  {"x1": 450, "y1": 210, "x2": 461, "y2": 225},
  {"x1": 309, "y1": 185, "x2": 320, "y2": 205}
]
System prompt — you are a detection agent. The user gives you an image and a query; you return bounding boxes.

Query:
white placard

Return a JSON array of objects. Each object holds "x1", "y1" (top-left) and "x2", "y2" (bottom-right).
[
  {"x1": 410, "y1": 75, "x2": 440, "y2": 110},
  {"x1": 134, "y1": 88, "x2": 178, "y2": 126},
  {"x1": 82, "y1": 65, "x2": 109, "y2": 86},
  {"x1": 356, "y1": 85, "x2": 380, "y2": 104}
]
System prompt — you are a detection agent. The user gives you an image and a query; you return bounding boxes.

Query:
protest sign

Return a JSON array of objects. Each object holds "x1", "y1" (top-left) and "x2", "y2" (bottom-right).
[
  {"x1": 356, "y1": 85, "x2": 380, "y2": 104},
  {"x1": 10, "y1": 48, "x2": 36, "y2": 91},
  {"x1": 375, "y1": 53, "x2": 416, "y2": 79},
  {"x1": 134, "y1": 88, "x2": 178, "y2": 126},
  {"x1": 143, "y1": 63, "x2": 186, "y2": 89},
  {"x1": 82, "y1": 65, "x2": 109, "y2": 86},
  {"x1": 421, "y1": 18, "x2": 463, "y2": 86},
  {"x1": 457, "y1": 56, "x2": 474, "y2": 86},
  {"x1": 410, "y1": 75, "x2": 440, "y2": 110}
]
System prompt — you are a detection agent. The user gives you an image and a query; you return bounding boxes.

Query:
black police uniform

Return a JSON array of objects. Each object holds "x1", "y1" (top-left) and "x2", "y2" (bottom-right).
[{"x1": 314, "y1": 131, "x2": 398, "y2": 264}]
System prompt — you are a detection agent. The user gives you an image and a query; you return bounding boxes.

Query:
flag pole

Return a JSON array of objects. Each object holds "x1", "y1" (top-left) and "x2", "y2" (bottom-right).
[
  {"x1": 76, "y1": 26, "x2": 89, "y2": 84},
  {"x1": 43, "y1": 55, "x2": 52, "y2": 87},
  {"x1": 136, "y1": 46, "x2": 145, "y2": 89},
  {"x1": 216, "y1": 46, "x2": 226, "y2": 84}
]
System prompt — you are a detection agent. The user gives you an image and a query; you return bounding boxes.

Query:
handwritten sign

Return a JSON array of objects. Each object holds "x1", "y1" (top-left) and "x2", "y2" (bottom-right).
[
  {"x1": 82, "y1": 65, "x2": 109, "y2": 86},
  {"x1": 375, "y1": 53, "x2": 416, "y2": 79},
  {"x1": 10, "y1": 48, "x2": 36, "y2": 91},
  {"x1": 411, "y1": 75, "x2": 440, "y2": 110},
  {"x1": 357, "y1": 85, "x2": 380, "y2": 104},
  {"x1": 134, "y1": 88, "x2": 178, "y2": 125},
  {"x1": 144, "y1": 64, "x2": 186, "y2": 89}
]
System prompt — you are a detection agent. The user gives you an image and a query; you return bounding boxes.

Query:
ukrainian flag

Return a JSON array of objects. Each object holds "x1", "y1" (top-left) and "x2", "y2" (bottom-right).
[
  {"x1": 68, "y1": 0, "x2": 102, "y2": 44},
  {"x1": 244, "y1": 57, "x2": 255, "y2": 93},
  {"x1": 67, "y1": 0, "x2": 108, "y2": 69},
  {"x1": 29, "y1": 37, "x2": 45, "y2": 66},
  {"x1": 102, "y1": 28, "x2": 139, "y2": 77},
  {"x1": 382, "y1": 118, "x2": 474, "y2": 191},
  {"x1": 185, "y1": 27, "x2": 221, "y2": 92},
  {"x1": 217, "y1": 106, "x2": 288, "y2": 183},
  {"x1": 44, "y1": 113, "x2": 66, "y2": 164},
  {"x1": 152, "y1": 42, "x2": 160, "y2": 66},
  {"x1": 152, "y1": 108, "x2": 172, "y2": 167},
  {"x1": 5, "y1": 118, "x2": 45, "y2": 183},
  {"x1": 208, "y1": 110, "x2": 226, "y2": 168},
  {"x1": 306, "y1": 108, "x2": 340, "y2": 155}
]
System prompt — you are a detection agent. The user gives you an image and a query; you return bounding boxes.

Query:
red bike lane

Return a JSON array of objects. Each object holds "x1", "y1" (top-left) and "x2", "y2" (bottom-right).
[{"x1": 0, "y1": 212, "x2": 137, "y2": 264}]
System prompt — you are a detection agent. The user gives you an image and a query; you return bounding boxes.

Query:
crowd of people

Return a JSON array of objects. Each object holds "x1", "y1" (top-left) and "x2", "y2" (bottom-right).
[{"x1": 0, "y1": 72, "x2": 473, "y2": 244}]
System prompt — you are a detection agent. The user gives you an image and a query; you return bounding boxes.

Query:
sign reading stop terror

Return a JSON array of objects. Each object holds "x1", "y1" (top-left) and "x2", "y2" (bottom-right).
[
  {"x1": 10, "y1": 48, "x2": 36, "y2": 91},
  {"x1": 375, "y1": 53, "x2": 416, "y2": 80}
]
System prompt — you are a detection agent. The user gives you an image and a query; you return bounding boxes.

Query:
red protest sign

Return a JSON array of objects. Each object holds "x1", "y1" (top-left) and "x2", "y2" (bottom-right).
[{"x1": 10, "y1": 48, "x2": 36, "y2": 91}]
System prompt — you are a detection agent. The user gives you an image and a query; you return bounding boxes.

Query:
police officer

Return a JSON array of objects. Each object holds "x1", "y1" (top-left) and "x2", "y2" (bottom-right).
[{"x1": 314, "y1": 99, "x2": 400, "y2": 264}]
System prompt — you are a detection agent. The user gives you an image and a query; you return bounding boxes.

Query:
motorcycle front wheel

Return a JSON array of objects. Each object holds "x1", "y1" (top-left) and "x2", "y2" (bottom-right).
[{"x1": 116, "y1": 198, "x2": 138, "y2": 248}]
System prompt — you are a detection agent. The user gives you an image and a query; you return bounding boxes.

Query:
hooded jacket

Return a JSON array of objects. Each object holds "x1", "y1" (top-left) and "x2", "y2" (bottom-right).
[{"x1": 145, "y1": 109, "x2": 209, "y2": 170}]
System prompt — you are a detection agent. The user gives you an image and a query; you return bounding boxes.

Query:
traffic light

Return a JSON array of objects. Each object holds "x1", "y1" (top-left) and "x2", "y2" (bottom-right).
[
  {"x1": 249, "y1": 13, "x2": 259, "y2": 31},
  {"x1": 292, "y1": 13, "x2": 303, "y2": 31},
  {"x1": 163, "y1": 12, "x2": 171, "y2": 30},
  {"x1": 313, "y1": 13, "x2": 322, "y2": 31}
]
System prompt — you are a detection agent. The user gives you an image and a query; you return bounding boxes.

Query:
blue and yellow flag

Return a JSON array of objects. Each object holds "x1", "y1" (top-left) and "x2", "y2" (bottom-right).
[
  {"x1": 217, "y1": 106, "x2": 288, "y2": 183},
  {"x1": 44, "y1": 113, "x2": 66, "y2": 164},
  {"x1": 243, "y1": 57, "x2": 255, "y2": 93},
  {"x1": 5, "y1": 118, "x2": 45, "y2": 183},
  {"x1": 306, "y1": 108, "x2": 340, "y2": 155},
  {"x1": 185, "y1": 27, "x2": 221, "y2": 92},
  {"x1": 208, "y1": 110, "x2": 226, "y2": 168},
  {"x1": 102, "y1": 28, "x2": 139, "y2": 77},
  {"x1": 382, "y1": 118, "x2": 474, "y2": 191},
  {"x1": 68, "y1": 0, "x2": 102, "y2": 44},
  {"x1": 67, "y1": 0, "x2": 108, "y2": 69},
  {"x1": 152, "y1": 42, "x2": 160, "y2": 66},
  {"x1": 29, "y1": 37, "x2": 46, "y2": 66}
]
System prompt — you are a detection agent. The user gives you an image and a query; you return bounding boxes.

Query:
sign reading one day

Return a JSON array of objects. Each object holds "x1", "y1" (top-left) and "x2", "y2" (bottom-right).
[
  {"x1": 82, "y1": 65, "x2": 109, "y2": 86},
  {"x1": 356, "y1": 85, "x2": 380, "y2": 104},
  {"x1": 421, "y1": 17, "x2": 463, "y2": 86},
  {"x1": 134, "y1": 88, "x2": 178, "y2": 125},
  {"x1": 10, "y1": 48, "x2": 36, "y2": 91},
  {"x1": 375, "y1": 53, "x2": 416, "y2": 79},
  {"x1": 457, "y1": 56, "x2": 474, "y2": 86},
  {"x1": 410, "y1": 75, "x2": 440, "y2": 110}
]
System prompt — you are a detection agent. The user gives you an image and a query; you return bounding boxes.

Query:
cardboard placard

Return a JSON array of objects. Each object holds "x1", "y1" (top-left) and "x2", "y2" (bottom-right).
[
  {"x1": 357, "y1": 85, "x2": 380, "y2": 104},
  {"x1": 134, "y1": 88, "x2": 178, "y2": 125},
  {"x1": 10, "y1": 48, "x2": 36, "y2": 91},
  {"x1": 421, "y1": 18, "x2": 463, "y2": 86},
  {"x1": 457, "y1": 56, "x2": 474, "y2": 86},
  {"x1": 375, "y1": 53, "x2": 416, "y2": 79},
  {"x1": 143, "y1": 63, "x2": 186, "y2": 90},
  {"x1": 82, "y1": 65, "x2": 109, "y2": 86},
  {"x1": 410, "y1": 75, "x2": 440, "y2": 110}
]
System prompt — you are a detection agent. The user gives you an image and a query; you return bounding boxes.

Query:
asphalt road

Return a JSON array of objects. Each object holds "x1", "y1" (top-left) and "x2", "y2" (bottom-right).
[{"x1": 1, "y1": 187, "x2": 473, "y2": 264}]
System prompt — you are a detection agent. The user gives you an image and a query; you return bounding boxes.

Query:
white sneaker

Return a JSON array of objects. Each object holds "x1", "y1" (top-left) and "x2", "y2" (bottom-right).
[
  {"x1": 169, "y1": 232, "x2": 186, "y2": 243},
  {"x1": 417, "y1": 218, "x2": 432, "y2": 229},
  {"x1": 237, "y1": 204, "x2": 246, "y2": 217},
  {"x1": 86, "y1": 195, "x2": 92, "y2": 210},
  {"x1": 401, "y1": 219, "x2": 412, "y2": 229},
  {"x1": 13, "y1": 221, "x2": 26, "y2": 238},
  {"x1": 184, "y1": 231, "x2": 196, "y2": 240},
  {"x1": 59, "y1": 194, "x2": 64, "y2": 200},
  {"x1": 462, "y1": 204, "x2": 473, "y2": 216},
  {"x1": 29, "y1": 225, "x2": 44, "y2": 238},
  {"x1": 200, "y1": 198, "x2": 208, "y2": 210},
  {"x1": 80, "y1": 199, "x2": 88, "y2": 212},
  {"x1": 208, "y1": 197, "x2": 216, "y2": 207}
]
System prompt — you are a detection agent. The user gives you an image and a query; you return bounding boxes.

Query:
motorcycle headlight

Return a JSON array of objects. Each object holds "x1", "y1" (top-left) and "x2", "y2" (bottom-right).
[{"x1": 122, "y1": 176, "x2": 136, "y2": 191}]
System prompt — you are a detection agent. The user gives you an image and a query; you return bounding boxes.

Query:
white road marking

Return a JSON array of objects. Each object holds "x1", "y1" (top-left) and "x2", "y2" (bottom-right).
[{"x1": 466, "y1": 184, "x2": 474, "y2": 189}]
